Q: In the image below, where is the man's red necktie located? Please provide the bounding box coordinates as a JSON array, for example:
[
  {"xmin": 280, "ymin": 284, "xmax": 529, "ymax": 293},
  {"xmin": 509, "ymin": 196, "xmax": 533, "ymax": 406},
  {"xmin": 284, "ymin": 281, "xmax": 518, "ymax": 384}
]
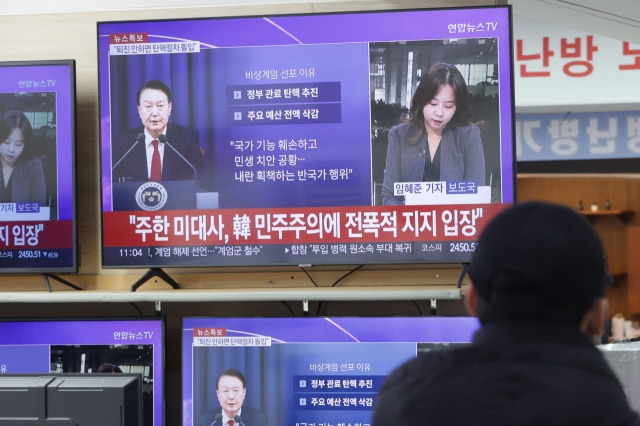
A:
[{"xmin": 150, "ymin": 139, "xmax": 162, "ymax": 181}]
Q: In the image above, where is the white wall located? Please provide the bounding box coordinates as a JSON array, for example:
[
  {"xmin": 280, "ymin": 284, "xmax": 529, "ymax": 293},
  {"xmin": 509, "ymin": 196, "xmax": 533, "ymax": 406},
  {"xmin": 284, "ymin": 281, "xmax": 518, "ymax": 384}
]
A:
[{"xmin": 1, "ymin": 0, "xmax": 388, "ymax": 14}]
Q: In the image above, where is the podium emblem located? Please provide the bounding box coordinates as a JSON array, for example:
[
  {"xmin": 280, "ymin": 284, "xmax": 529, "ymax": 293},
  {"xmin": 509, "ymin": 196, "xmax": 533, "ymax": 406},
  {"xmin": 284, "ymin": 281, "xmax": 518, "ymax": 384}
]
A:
[{"xmin": 135, "ymin": 182, "xmax": 168, "ymax": 211}]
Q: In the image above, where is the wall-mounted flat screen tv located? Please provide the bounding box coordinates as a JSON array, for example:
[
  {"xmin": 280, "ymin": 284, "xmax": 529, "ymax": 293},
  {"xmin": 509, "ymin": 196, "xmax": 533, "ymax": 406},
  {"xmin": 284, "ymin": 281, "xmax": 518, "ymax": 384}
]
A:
[
  {"xmin": 0, "ymin": 318, "xmax": 164, "ymax": 426},
  {"xmin": 182, "ymin": 316, "xmax": 479, "ymax": 426},
  {"xmin": 98, "ymin": 6, "xmax": 515, "ymax": 268},
  {"xmin": 0, "ymin": 60, "xmax": 77, "ymax": 272}
]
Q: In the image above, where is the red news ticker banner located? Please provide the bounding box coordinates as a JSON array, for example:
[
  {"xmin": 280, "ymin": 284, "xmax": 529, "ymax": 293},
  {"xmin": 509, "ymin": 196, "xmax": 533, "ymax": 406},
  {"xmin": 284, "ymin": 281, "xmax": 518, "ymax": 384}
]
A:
[
  {"xmin": 193, "ymin": 328, "xmax": 227, "ymax": 337},
  {"xmin": 109, "ymin": 33, "xmax": 148, "ymax": 44},
  {"xmin": 103, "ymin": 204, "xmax": 508, "ymax": 248},
  {"xmin": 0, "ymin": 220, "xmax": 73, "ymax": 249}
]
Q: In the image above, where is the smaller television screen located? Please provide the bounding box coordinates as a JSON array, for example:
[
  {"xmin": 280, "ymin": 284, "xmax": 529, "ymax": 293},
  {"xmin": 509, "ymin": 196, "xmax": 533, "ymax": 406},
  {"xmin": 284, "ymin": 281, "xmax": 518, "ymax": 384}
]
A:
[
  {"xmin": 0, "ymin": 318, "xmax": 164, "ymax": 426},
  {"xmin": 0, "ymin": 373, "xmax": 142, "ymax": 426},
  {"xmin": 182, "ymin": 317, "xmax": 479, "ymax": 426},
  {"xmin": 0, "ymin": 60, "xmax": 77, "ymax": 273}
]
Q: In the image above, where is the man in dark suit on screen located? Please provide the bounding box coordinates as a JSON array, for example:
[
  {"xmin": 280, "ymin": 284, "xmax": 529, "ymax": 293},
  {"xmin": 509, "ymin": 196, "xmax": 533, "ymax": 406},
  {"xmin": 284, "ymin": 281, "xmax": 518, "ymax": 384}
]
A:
[
  {"xmin": 112, "ymin": 79, "xmax": 208, "ymax": 187},
  {"xmin": 199, "ymin": 368, "xmax": 269, "ymax": 426}
]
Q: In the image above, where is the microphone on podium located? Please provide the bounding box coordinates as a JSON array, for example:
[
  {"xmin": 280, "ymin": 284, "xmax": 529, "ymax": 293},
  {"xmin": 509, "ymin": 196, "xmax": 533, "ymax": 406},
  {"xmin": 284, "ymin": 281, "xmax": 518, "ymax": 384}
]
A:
[
  {"xmin": 158, "ymin": 134, "xmax": 198, "ymax": 180},
  {"xmin": 112, "ymin": 133, "xmax": 145, "ymax": 171},
  {"xmin": 234, "ymin": 415, "xmax": 246, "ymax": 426},
  {"xmin": 209, "ymin": 413, "xmax": 223, "ymax": 426}
]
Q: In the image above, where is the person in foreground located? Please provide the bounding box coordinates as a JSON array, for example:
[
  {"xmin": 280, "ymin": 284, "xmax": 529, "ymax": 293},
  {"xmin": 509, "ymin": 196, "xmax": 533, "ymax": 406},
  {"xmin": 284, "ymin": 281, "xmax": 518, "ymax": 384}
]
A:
[
  {"xmin": 373, "ymin": 201, "xmax": 640, "ymax": 426},
  {"xmin": 0, "ymin": 111, "xmax": 46, "ymax": 205},
  {"xmin": 199, "ymin": 368, "xmax": 269, "ymax": 426},
  {"xmin": 381, "ymin": 63, "xmax": 485, "ymax": 205}
]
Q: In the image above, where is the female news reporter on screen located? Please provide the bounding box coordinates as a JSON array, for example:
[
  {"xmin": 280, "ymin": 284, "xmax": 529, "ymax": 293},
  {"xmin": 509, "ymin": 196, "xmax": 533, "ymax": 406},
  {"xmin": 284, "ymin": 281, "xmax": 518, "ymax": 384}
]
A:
[
  {"xmin": 381, "ymin": 63, "xmax": 485, "ymax": 206},
  {"xmin": 0, "ymin": 111, "xmax": 46, "ymax": 205}
]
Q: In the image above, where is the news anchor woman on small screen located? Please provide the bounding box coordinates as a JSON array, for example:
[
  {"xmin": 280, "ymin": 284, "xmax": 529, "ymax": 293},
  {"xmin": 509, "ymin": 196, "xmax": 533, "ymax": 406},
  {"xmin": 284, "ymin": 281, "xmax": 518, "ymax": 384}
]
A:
[
  {"xmin": 381, "ymin": 63, "xmax": 485, "ymax": 206},
  {"xmin": 112, "ymin": 79, "xmax": 208, "ymax": 188},
  {"xmin": 0, "ymin": 111, "xmax": 46, "ymax": 205}
]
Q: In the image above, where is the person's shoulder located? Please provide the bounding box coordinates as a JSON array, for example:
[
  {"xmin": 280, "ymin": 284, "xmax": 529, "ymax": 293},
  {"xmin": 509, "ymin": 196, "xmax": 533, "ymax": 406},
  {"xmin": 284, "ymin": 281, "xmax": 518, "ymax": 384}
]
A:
[
  {"xmin": 198, "ymin": 408, "xmax": 221, "ymax": 426},
  {"xmin": 242, "ymin": 406, "xmax": 268, "ymax": 425},
  {"xmin": 20, "ymin": 158, "xmax": 43, "ymax": 173},
  {"xmin": 446, "ymin": 125, "xmax": 481, "ymax": 149},
  {"xmin": 452, "ymin": 124, "xmax": 480, "ymax": 139},
  {"xmin": 244, "ymin": 405, "xmax": 267, "ymax": 418},
  {"xmin": 168, "ymin": 123, "xmax": 197, "ymax": 136},
  {"xmin": 381, "ymin": 349, "xmax": 460, "ymax": 392},
  {"xmin": 168, "ymin": 123, "xmax": 188, "ymax": 132},
  {"xmin": 167, "ymin": 124, "xmax": 199, "ymax": 146},
  {"xmin": 117, "ymin": 127, "xmax": 145, "ymax": 143},
  {"xmin": 374, "ymin": 349, "xmax": 464, "ymax": 423},
  {"xmin": 389, "ymin": 121, "xmax": 416, "ymax": 138},
  {"xmin": 389, "ymin": 122, "xmax": 421, "ymax": 146}
]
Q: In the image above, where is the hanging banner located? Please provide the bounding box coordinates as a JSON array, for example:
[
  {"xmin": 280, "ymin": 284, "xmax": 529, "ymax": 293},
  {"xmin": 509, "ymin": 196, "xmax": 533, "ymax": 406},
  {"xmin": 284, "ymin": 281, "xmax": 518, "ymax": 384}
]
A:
[
  {"xmin": 516, "ymin": 111, "xmax": 640, "ymax": 161},
  {"xmin": 514, "ymin": 16, "xmax": 640, "ymax": 108}
]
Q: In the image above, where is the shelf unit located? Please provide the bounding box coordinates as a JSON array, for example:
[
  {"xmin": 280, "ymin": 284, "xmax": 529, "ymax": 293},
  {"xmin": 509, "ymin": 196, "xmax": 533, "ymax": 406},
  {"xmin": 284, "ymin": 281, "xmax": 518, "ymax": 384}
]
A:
[
  {"xmin": 518, "ymin": 174, "xmax": 640, "ymax": 318},
  {"xmin": 579, "ymin": 210, "xmax": 635, "ymax": 224},
  {"xmin": 0, "ymin": 286, "xmax": 461, "ymax": 303}
]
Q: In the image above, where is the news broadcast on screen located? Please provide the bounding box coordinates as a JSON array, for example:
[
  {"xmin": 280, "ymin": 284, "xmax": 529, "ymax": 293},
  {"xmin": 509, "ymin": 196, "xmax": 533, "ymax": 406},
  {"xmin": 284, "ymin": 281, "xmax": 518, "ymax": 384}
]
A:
[
  {"xmin": 0, "ymin": 318, "xmax": 164, "ymax": 426},
  {"xmin": 0, "ymin": 61, "xmax": 76, "ymax": 273},
  {"xmin": 183, "ymin": 317, "xmax": 479, "ymax": 426},
  {"xmin": 97, "ymin": 6, "xmax": 515, "ymax": 268}
]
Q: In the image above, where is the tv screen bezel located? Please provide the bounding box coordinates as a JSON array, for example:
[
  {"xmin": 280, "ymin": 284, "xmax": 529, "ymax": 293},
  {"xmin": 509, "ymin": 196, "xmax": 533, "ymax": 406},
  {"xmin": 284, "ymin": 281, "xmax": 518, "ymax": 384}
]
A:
[
  {"xmin": 97, "ymin": 5, "xmax": 517, "ymax": 269},
  {"xmin": 181, "ymin": 315, "xmax": 480, "ymax": 426},
  {"xmin": 0, "ymin": 316, "xmax": 165, "ymax": 426},
  {"xmin": 0, "ymin": 59, "xmax": 78, "ymax": 274}
]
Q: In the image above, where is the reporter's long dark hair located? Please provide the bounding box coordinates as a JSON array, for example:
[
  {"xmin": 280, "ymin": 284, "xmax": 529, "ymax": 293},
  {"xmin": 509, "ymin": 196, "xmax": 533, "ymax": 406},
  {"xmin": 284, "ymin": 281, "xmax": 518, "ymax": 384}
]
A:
[
  {"xmin": 409, "ymin": 63, "xmax": 473, "ymax": 143},
  {"xmin": 0, "ymin": 110, "xmax": 36, "ymax": 163}
]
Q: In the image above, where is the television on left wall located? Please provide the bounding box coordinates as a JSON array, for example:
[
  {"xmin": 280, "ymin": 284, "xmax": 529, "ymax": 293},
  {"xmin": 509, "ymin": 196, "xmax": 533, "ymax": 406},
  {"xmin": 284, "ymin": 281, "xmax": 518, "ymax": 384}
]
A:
[
  {"xmin": 0, "ymin": 60, "xmax": 77, "ymax": 273},
  {"xmin": 0, "ymin": 318, "xmax": 164, "ymax": 426}
]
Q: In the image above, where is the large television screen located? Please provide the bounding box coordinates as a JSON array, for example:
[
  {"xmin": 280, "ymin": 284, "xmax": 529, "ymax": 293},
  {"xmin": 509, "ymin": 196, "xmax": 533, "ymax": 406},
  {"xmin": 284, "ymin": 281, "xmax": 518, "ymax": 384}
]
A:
[
  {"xmin": 98, "ymin": 6, "xmax": 515, "ymax": 268},
  {"xmin": 0, "ymin": 60, "xmax": 76, "ymax": 272},
  {"xmin": 0, "ymin": 318, "xmax": 164, "ymax": 426},
  {"xmin": 182, "ymin": 317, "xmax": 479, "ymax": 426}
]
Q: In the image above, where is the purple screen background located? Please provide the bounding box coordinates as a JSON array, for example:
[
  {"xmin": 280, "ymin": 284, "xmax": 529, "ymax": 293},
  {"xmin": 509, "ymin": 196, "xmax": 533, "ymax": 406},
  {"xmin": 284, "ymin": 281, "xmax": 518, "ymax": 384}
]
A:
[
  {"xmin": 0, "ymin": 319, "xmax": 164, "ymax": 426},
  {"xmin": 212, "ymin": 43, "xmax": 371, "ymax": 208},
  {"xmin": 98, "ymin": 7, "xmax": 514, "ymax": 211}
]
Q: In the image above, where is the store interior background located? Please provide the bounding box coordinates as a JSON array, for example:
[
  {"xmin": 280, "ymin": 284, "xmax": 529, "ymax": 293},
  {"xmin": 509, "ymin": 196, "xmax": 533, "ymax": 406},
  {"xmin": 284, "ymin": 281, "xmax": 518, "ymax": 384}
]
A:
[{"xmin": 1, "ymin": 0, "xmax": 639, "ymax": 424}]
